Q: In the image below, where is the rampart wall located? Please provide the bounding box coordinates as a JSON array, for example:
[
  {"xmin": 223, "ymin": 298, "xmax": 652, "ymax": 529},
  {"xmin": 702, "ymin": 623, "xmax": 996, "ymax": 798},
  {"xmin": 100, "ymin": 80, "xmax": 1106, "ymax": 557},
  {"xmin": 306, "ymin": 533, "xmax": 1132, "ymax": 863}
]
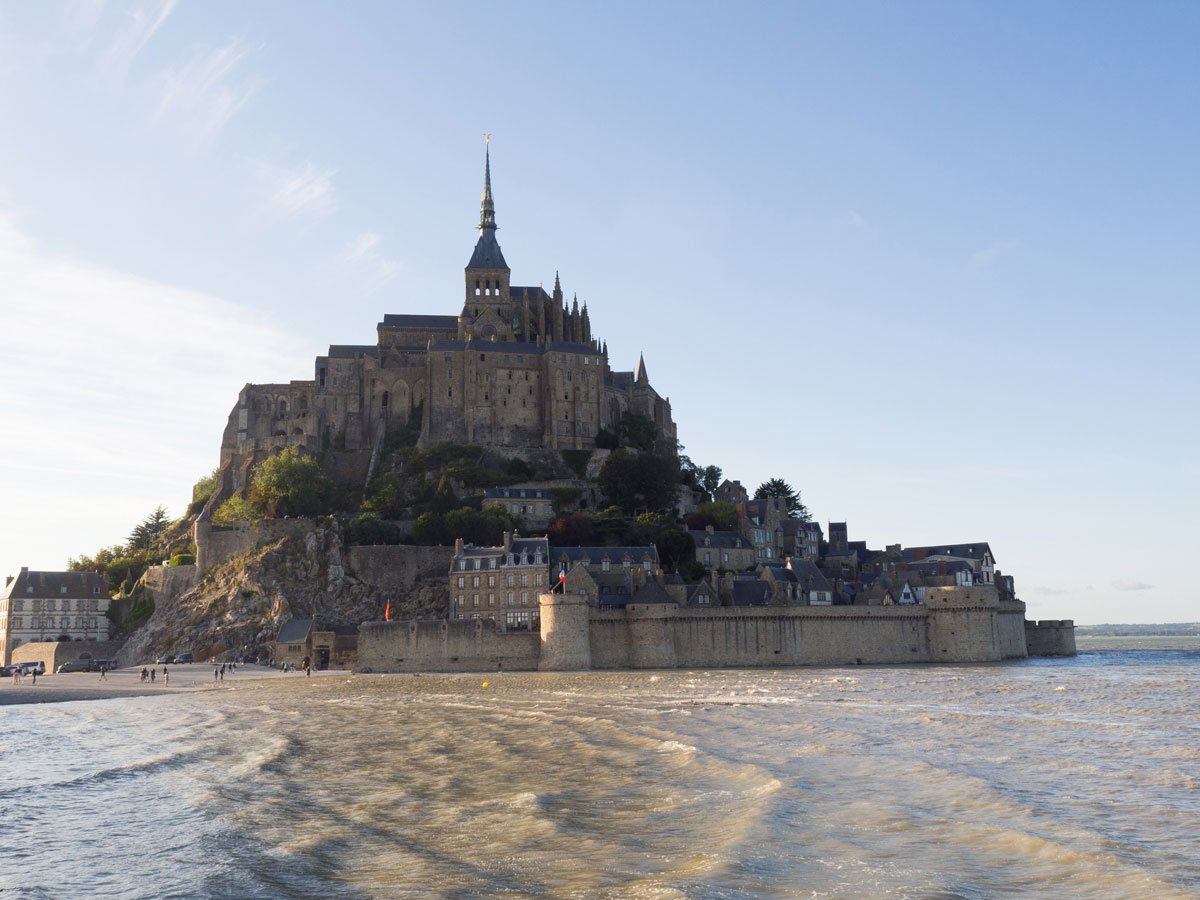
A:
[
  {"xmin": 359, "ymin": 587, "xmax": 1048, "ymax": 673},
  {"xmin": 358, "ymin": 619, "xmax": 540, "ymax": 672},
  {"xmin": 1025, "ymin": 619, "xmax": 1077, "ymax": 656},
  {"xmin": 12, "ymin": 640, "xmax": 125, "ymax": 673}
]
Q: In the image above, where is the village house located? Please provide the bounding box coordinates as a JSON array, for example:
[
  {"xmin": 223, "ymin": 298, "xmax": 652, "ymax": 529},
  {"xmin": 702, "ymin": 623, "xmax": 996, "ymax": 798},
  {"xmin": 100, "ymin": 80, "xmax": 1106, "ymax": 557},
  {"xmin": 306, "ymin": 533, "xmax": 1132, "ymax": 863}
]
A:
[
  {"xmin": 449, "ymin": 533, "xmax": 550, "ymax": 631},
  {"xmin": 689, "ymin": 526, "xmax": 756, "ymax": 571},
  {"xmin": 273, "ymin": 618, "xmax": 358, "ymax": 670},
  {"xmin": 0, "ymin": 568, "xmax": 109, "ymax": 665}
]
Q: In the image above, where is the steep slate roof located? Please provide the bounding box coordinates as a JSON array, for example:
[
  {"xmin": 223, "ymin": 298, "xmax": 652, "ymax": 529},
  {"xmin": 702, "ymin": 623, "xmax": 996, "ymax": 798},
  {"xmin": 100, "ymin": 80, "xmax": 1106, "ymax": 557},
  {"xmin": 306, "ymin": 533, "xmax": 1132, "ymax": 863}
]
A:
[
  {"xmin": 730, "ymin": 578, "xmax": 771, "ymax": 606},
  {"xmin": 689, "ymin": 530, "xmax": 749, "ymax": 549},
  {"xmin": 327, "ymin": 345, "xmax": 379, "ymax": 359},
  {"xmin": 608, "ymin": 371, "xmax": 635, "ymax": 390},
  {"xmin": 631, "ymin": 579, "xmax": 674, "ymax": 605},
  {"xmin": 276, "ymin": 618, "xmax": 313, "ymax": 644},
  {"xmin": 787, "ymin": 559, "xmax": 832, "ymax": 592},
  {"xmin": 378, "ymin": 314, "xmax": 459, "ymax": 330},
  {"xmin": 551, "ymin": 546, "xmax": 660, "ymax": 570},
  {"xmin": 455, "ymin": 537, "xmax": 550, "ymax": 565},
  {"xmin": 428, "ymin": 339, "xmax": 542, "ymax": 354},
  {"xmin": 1, "ymin": 569, "xmax": 106, "ymax": 600},
  {"xmin": 547, "ymin": 342, "xmax": 601, "ymax": 355},
  {"xmin": 467, "ymin": 230, "xmax": 508, "ymax": 270},
  {"xmin": 902, "ymin": 543, "xmax": 994, "ymax": 563},
  {"xmin": 508, "ymin": 285, "xmax": 550, "ymax": 302}
]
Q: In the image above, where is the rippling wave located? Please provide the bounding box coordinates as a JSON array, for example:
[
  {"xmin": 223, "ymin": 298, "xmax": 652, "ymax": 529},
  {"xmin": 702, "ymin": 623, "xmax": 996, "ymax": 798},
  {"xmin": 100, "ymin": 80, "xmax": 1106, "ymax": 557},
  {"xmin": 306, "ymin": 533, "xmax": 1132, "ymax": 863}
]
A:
[{"xmin": 1, "ymin": 651, "xmax": 1198, "ymax": 899}]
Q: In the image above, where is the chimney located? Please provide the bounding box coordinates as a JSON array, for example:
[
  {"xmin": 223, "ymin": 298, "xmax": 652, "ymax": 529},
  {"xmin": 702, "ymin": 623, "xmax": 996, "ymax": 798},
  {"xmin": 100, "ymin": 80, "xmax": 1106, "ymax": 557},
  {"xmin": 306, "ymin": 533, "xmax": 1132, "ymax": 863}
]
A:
[
  {"xmin": 454, "ymin": 538, "xmax": 464, "ymax": 556},
  {"xmin": 502, "ymin": 531, "xmax": 513, "ymax": 552},
  {"xmin": 706, "ymin": 524, "xmax": 714, "ymax": 534}
]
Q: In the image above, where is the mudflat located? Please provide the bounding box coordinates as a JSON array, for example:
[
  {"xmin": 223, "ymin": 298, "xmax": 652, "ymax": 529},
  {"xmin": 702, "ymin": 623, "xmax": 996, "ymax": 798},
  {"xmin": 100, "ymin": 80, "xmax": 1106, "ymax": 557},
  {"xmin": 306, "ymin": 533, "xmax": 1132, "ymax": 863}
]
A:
[{"xmin": 0, "ymin": 663, "xmax": 336, "ymax": 705}]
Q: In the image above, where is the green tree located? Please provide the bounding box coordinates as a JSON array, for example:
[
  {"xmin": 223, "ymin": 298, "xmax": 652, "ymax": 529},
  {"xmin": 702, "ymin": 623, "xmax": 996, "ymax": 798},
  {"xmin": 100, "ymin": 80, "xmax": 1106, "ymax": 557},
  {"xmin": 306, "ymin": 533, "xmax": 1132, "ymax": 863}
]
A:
[
  {"xmin": 212, "ymin": 496, "xmax": 260, "ymax": 526},
  {"xmin": 701, "ymin": 465, "xmax": 723, "ymax": 497},
  {"xmin": 250, "ymin": 446, "xmax": 333, "ymax": 517},
  {"xmin": 695, "ymin": 500, "xmax": 737, "ymax": 531},
  {"xmin": 546, "ymin": 512, "xmax": 595, "ymax": 546},
  {"xmin": 619, "ymin": 411, "xmax": 658, "ymax": 451},
  {"xmin": 654, "ymin": 528, "xmax": 696, "ymax": 571},
  {"xmin": 598, "ymin": 450, "xmax": 679, "ymax": 514},
  {"xmin": 127, "ymin": 506, "xmax": 171, "ymax": 551},
  {"xmin": 754, "ymin": 478, "xmax": 810, "ymax": 521}
]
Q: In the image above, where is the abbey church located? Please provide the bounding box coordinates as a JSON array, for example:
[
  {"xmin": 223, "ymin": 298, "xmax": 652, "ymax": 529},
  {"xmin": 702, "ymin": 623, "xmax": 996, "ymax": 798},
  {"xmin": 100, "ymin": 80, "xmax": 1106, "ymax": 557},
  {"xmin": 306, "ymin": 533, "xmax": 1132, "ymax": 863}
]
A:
[{"xmin": 219, "ymin": 149, "xmax": 676, "ymax": 490}]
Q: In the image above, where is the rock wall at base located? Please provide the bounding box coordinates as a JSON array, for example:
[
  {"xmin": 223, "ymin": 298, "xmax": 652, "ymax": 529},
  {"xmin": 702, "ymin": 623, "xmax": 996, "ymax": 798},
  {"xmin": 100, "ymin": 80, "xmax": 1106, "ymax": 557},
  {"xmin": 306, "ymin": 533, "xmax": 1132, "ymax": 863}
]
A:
[
  {"xmin": 1025, "ymin": 619, "xmax": 1077, "ymax": 656},
  {"xmin": 345, "ymin": 545, "xmax": 454, "ymax": 593}
]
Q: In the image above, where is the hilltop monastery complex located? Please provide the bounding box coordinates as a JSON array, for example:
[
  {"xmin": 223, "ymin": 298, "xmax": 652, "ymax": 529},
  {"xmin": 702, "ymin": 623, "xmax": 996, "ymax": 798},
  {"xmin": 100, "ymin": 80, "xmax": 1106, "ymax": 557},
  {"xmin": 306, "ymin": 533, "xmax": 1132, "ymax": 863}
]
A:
[{"xmin": 218, "ymin": 147, "xmax": 675, "ymax": 497}]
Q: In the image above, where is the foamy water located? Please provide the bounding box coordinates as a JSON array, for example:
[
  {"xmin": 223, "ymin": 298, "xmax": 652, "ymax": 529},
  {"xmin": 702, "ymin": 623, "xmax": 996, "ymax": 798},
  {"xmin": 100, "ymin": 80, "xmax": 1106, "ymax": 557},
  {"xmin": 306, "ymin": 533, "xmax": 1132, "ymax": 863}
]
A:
[{"xmin": 2, "ymin": 650, "xmax": 1198, "ymax": 899}]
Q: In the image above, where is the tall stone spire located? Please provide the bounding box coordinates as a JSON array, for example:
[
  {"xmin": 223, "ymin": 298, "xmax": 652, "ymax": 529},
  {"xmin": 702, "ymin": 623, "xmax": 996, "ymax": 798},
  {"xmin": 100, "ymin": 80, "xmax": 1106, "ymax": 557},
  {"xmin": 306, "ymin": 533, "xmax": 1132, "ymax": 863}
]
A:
[
  {"xmin": 636, "ymin": 352, "xmax": 648, "ymax": 384},
  {"xmin": 466, "ymin": 137, "xmax": 508, "ymax": 274},
  {"xmin": 480, "ymin": 137, "xmax": 497, "ymax": 232}
]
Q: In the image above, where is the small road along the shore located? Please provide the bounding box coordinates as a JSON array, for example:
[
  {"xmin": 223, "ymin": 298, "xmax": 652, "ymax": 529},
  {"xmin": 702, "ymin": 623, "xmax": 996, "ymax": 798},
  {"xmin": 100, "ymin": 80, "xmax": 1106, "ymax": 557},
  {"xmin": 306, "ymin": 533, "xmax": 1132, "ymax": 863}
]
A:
[{"xmin": 0, "ymin": 663, "xmax": 338, "ymax": 706}]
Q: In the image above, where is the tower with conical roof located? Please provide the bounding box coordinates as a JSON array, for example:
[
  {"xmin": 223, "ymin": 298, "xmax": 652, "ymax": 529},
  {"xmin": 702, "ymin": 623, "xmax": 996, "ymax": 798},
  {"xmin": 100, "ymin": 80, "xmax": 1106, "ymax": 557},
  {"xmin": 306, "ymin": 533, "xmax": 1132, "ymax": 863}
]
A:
[{"xmin": 463, "ymin": 139, "xmax": 511, "ymax": 337}]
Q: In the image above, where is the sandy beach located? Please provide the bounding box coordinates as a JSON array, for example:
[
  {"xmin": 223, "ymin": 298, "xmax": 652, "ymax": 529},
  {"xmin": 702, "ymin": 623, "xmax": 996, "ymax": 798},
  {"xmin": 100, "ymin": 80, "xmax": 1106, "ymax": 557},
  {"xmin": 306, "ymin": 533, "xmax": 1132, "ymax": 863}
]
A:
[{"xmin": 0, "ymin": 663, "xmax": 339, "ymax": 705}]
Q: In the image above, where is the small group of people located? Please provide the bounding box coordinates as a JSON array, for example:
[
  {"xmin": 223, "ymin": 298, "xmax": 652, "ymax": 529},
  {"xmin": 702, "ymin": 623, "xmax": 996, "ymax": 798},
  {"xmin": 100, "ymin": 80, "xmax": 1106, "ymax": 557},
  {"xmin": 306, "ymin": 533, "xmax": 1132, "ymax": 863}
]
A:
[
  {"xmin": 213, "ymin": 662, "xmax": 233, "ymax": 681},
  {"xmin": 137, "ymin": 666, "xmax": 170, "ymax": 685},
  {"xmin": 10, "ymin": 667, "xmax": 32, "ymax": 685}
]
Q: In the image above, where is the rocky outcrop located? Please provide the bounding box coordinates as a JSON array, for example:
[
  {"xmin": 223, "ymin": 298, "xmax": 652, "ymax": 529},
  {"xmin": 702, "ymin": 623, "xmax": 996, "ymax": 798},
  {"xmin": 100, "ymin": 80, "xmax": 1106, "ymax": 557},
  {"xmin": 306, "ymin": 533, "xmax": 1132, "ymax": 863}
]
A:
[{"xmin": 118, "ymin": 522, "xmax": 451, "ymax": 665}]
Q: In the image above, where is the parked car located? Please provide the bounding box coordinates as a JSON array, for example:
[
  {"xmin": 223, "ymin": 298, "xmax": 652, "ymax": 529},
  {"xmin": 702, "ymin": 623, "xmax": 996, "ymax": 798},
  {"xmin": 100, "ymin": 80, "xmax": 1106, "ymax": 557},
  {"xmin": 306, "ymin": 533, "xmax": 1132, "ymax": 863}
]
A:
[
  {"xmin": 55, "ymin": 659, "xmax": 93, "ymax": 674},
  {"xmin": 93, "ymin": 659, "xmax": 117, "ymax": 671},
  {"xmin": 0, "ymin": 664, "xmax": 17, "ymax": 677},
  {"xmin": 19, "ymin": 661, "xmax": 45, "ymax": 675},
  {"xmin": 155, "ymin": 654, "xmax": 175, "ymax": 665},
  {"xmin": 175, "ymin": 653, "xmax": 194, "ymax": 664}
]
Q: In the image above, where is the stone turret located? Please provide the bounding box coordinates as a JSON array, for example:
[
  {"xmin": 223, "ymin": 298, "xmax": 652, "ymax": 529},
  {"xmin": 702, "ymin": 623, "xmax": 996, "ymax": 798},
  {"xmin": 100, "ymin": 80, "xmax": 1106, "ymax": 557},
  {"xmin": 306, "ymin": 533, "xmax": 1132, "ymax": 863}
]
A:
[{"xmin": 539, "ymin": 589, "xmax": 591, "ymax": 670}]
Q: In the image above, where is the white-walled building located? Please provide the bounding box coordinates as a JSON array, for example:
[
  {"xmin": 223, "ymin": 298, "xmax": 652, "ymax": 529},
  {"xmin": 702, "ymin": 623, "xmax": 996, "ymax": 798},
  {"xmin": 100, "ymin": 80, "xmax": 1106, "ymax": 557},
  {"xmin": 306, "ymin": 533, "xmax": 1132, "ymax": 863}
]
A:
[{"xmin": 0, "ymin": 568, "xmax": 110, "ymax": 664}]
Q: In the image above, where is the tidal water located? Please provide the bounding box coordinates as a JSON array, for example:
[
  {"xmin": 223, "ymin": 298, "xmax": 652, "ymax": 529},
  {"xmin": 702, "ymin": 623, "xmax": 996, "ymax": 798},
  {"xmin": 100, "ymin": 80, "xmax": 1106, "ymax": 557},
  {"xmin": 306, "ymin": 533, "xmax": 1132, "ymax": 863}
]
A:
[{"xmin": 2, "ymin": 650, "xmax": 1198, "ymax": 899}]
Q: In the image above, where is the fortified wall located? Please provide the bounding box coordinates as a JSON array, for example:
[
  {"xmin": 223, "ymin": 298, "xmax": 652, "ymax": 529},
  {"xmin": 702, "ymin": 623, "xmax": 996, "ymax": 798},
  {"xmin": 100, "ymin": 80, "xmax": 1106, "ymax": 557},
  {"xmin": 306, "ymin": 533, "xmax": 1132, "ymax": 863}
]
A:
[
  {"xmin": 1025, "ymin": 619, "xmax": 1077, "ymax": 656},
  {"xmin": 12, "ymin": 640, "xmax": 125, "ymax": 674},
  {"xmin": 358, "ymin": 584, "xmax": 1074, "ymax": 672}
]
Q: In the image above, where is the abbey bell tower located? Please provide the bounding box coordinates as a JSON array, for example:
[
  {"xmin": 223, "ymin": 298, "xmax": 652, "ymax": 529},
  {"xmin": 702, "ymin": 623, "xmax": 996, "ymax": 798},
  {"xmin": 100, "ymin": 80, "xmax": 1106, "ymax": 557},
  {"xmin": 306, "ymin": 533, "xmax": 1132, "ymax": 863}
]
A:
[{"xmin": 461, "ymin": 139, "xmax": 512, "ymax": 339}]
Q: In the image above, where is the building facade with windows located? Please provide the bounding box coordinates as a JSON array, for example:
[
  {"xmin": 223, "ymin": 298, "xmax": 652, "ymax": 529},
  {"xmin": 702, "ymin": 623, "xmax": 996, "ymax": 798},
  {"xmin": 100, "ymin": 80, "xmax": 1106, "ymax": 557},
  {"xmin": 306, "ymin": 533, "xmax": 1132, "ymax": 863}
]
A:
[
  {"xmin": 212, "ymin": 147, "xmax": 675, "ymax": 508},
  {"xmin": 0, "ymin": 568, "xmax": 109, "ymax": 665},
  {"xmin": 449, "ymin": 534, "xmax": 550, "ymax": 631}
]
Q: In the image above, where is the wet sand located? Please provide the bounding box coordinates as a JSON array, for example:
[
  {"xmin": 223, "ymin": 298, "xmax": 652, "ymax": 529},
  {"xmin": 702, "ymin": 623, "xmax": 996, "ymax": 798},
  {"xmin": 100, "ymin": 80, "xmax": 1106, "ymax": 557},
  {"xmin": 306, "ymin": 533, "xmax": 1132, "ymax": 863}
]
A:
[{"xmin": 0, "ymin": 663, "xmax": 339, "ymax": 705}]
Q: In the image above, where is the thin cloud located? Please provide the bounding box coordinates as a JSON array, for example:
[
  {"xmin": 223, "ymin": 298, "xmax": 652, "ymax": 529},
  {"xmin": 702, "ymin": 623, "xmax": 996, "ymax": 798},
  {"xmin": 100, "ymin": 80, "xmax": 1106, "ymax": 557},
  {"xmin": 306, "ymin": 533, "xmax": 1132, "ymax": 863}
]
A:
[
  {"xmin": 839, "ymin": 210, "xmax": 865, "ymax": 228},
  {"xmin": 338, "ymin": 232, "xmax": 401, "ymax": 292},
  {"xmin": 970, "ymin": 238, "xmax": 1020, "ymax": 266},
  {"xmin": 251, "ymin": 159, "xmax": 338, "ymax": 219},
  {"xmin": 0, "ymin": 213, "xmax": 310, "ymax": 578},
  {"xmin": 1112, "ymin": 580, "xmax": 1154, "ymax": 592},
  {"xmin": 100, "ymin": 0, "xmax": 178, "ymax": 78},
  {"xmin": 156, "ymin": 35, "xmax": 260, "ymax": 148}
]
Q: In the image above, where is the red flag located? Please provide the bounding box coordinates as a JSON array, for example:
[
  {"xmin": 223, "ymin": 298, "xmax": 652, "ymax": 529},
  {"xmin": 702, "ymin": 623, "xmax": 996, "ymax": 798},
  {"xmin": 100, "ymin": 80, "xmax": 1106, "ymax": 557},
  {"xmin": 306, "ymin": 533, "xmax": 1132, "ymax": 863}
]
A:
[{"xmin": 385, "ymin": 598, "xmax": 391, "ymax": 622}]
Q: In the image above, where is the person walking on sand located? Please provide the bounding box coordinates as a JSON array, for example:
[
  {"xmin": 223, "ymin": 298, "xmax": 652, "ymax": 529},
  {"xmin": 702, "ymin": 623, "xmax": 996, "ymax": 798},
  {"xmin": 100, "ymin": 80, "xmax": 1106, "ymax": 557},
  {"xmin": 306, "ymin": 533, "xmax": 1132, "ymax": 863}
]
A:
[
  {"xmin": 150, "ymin": 668, "xmax": 155, "ymax": 683},
  {"xmin": 214, "ymin": 666, "xmax": 219, "ymax": 681},
  {"xmin": 30, "ymin": 668, "xmax": 36, "ymax": 685},
  {"xmin": 99, "ymin": 666, "xmax": 107, "ymax": 681},
  {"xmin": 164, "ymin": 667, "xmax": 169, "ymax": 686}
]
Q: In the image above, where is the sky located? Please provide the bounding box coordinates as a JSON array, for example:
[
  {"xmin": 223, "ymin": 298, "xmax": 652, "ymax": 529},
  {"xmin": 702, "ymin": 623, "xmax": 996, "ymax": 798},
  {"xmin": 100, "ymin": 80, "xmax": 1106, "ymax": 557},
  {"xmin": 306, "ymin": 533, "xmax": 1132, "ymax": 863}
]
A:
[{"xmin": 0, "ymin": 1, "xmax": 1196, "ymax": 625}]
